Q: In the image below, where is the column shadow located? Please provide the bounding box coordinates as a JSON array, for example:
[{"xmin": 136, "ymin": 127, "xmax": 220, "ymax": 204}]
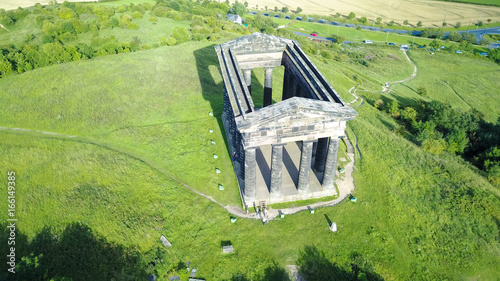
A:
[
  {"xmin": 283, "ymin": 145, "xmax": 299, "ymax": 187},
  {"xmin": 193, "ymin": 44, "xmax": 231, "ymax": 157},
  {"xmin": 324, "ymin": 214, "xmax": 332, "ymax": 226},
  {"xmin": 256, "ymin": 147, "xmax": 271, "ymax": 192}
]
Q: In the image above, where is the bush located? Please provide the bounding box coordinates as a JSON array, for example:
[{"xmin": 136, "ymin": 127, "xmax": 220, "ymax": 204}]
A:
[
  {"xmin": 166, "ymin": 36, "xmax": 176, "ymax": 46},
  {"xmin": 172, "ymin": 26, "xmax": 190, "ymax": 43},
  {"xmin": 417, "ymin": 86, "xmax": 428, "ymax": 97},
  {"xmin": 128, "ymin": 22, "xmax": 139, "ymax": 29},
  {"xmin": 374, "ymin": 99, "xmax": 384, "ymax": 110},
  {"xmin": 320, "ymin": 50, "xmax": 333, "ymax": 59},
  {"xmin": 149, "ymin": 15, "xmax": 157, "ymax": 23},
  {"xmin": 348, "ymin": 12, "xmax": 355, "ymax": 19},
  {"xmin": 153, "ymin": 6, "xmax": 169, "ymax": 17},
  {"xmin": 132, "ymin": 11, "xmax": 143, "ymax": 19}
]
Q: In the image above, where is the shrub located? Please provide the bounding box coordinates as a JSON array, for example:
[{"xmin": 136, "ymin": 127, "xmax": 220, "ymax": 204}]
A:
[
  {"xmin": 153, "ymin": 6, "xmax": 169, "ymax": 17},
  {"xmin": 132, "ymin": 11, "xmax": 143, "ymax": 19},
  {"xmin": 172, "ymin": 26, "xmax": 190, "ymax": 43},
  {"xmin": 128, "ymin": 22, "xmax": 139, "ymax": 29},
  {"xmin": 374, "ymin": 99, "xmax": 384, "ymax": 110},
  {"xmin": 417, "ymin": 86, "xmax": 428, "ymax": 97},
  {"xmin": 423, "ymin": 139, "xmax": 446, "ymax": 154},
  {"xmin": 166, "ymin": 36, "xmax": 177, "ymax": 46}
]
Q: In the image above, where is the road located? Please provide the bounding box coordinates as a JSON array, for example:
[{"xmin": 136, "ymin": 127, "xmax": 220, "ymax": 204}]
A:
[{"xmin": 252, "ymin": 12, "xmax": 500, "ymax": 46}]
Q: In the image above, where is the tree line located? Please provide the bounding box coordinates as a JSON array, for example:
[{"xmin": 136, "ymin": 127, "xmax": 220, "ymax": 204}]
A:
[{"xmin": 0, "ymin": 0, "xmax": 252, "ymax": 78}]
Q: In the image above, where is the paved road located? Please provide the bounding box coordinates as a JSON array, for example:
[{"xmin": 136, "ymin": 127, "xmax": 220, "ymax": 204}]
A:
[{"xmin": 252, "ymin": 12, "xmax": 500, "ymax": 46}]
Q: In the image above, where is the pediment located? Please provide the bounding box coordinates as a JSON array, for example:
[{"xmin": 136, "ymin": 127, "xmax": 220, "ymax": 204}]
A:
[
  {"xmin": 219, "ymin": 32, "xmax": 294, "ymax": 55},
  {"xmin": 237, "ymin": 97, "xmax": 357, "ymax": 132}
]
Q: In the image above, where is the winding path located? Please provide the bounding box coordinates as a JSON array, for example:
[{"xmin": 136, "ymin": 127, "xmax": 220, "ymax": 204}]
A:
[
  {"xmin": 382, "ymin": 50, "xmax": 418, "ymax": 93},
  {"xmin": 0, "ymin": 125, "xmax": 358, "ymax": 220}
]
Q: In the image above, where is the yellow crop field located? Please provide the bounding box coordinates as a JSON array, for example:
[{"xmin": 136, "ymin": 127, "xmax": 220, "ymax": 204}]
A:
[{"xmin": 242, "ymin": 0, "xmax": 500, "ymax": 27}]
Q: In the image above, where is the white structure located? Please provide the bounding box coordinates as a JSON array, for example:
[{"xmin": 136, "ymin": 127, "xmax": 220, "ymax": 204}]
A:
[
  {"xmin": 226, "ymin": 14, "xmax": 242, "ymax": 25},
  {"xmin": 330, "ymin": 222, "xmax": 337, "ymax": 232}
]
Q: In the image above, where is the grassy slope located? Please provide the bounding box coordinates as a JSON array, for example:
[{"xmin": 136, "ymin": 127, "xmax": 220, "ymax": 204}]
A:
[
  {"xmin": 0, "ymin": 9, "xmax": 499, "ymax": 279},
  {"xmin": 392, "ymin": 49, "xmax": 500, "ymax": 122}
]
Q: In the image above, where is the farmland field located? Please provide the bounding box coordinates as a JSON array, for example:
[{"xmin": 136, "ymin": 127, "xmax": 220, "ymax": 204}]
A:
[{"xmin": 239, "ymin": 0, "xmax": 500, "ymax": 27}]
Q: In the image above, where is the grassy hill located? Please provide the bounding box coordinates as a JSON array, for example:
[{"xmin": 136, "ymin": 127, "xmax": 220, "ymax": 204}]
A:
[{"xmin": 0, "ymin": 1, "xmax": 499, "ymax": 280}]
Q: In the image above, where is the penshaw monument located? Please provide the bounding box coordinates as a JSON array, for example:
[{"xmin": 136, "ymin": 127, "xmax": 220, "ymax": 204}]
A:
[{"xmin": 215, "ymin": 33, "xmax": 357, "ymax": 208}]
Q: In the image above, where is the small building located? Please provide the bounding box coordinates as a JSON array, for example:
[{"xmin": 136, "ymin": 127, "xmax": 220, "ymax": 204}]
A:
[{"xmin": 226, "ymin": 14, "xmax": 242, "ymax": 25}]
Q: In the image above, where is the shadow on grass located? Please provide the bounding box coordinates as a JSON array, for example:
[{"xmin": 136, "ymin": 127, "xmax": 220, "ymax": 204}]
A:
[
  {"xmin": 297, "ymin": 245, "xmax": 384, "ymax": 281},
  {"xmin": 193, "ymin": 43, "xmax": 268, "ymax": 157},
  {"xmin": 227, "ymin": 261, "xmax": 290, "ymax": 281},
  {"xmin": 193, "ymin": 44, "xmax": 230, "ymax": 157},
  {"xmin": 0, "ymin": 222, "xmax": 146, "ymax": 281}
]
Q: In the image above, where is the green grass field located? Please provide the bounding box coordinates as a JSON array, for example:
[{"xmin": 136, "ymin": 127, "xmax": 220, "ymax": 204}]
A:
[
  {"xmin": 0, "ymin": 1, "xmax": 499, "ymax": 280},
  {"xmin": 435, "ymin": 0, "xmax": 500, "ymax": 7}
]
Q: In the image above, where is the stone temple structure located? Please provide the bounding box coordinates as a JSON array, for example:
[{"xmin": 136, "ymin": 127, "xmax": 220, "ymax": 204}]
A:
[{"xmin": 215, "ymin": 33, "xmax": 357, "ymax": 207}]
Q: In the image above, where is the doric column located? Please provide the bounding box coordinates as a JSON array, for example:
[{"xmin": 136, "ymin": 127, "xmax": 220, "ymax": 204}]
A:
[
  {"xmin": 270, "ymin": 144, "xmax": 284, "ymax": 196},
  {"xmin": 264, "ymin": 67, "xmax": 273, "ymax": 107},
  {"xmin": 244, "ymin": 148, "xmax": 257, "ymax": 200},
  {"xmin": 298, "ymin": 141, "xmax": 314, "ymax": 193},
  {"xmin": 314, "ymin": 138, "xmax": 328, "ymax": 172},
  {"xmin": 243, "ymin": 69, "xmax": 252, "ymax": 95},
  {"xmin": 322, "ymin": 138, "xmax": 340, "ymax": 189}
]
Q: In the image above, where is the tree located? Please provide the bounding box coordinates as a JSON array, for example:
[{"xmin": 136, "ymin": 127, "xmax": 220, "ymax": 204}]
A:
[
  {"xmin": 402, "ymin": 107, "xmax": 418, "ymax": 122},
  {"xmin": 459, "ymin": 40, "xmax": 473, "ymax": 52},
  {"xmin": 448, "ymin": 31, "xmax": 461, "ymax": 42},
  {"xmin": 282, "ymin": 6, "xmax": 289, "ymax": 13},
  {"xmin": 403, "ymin": 19, "xmax": 409, "ymax": 25},
  {"xmin": 0, "ymin": 58, "xmax": 13, "ymax": 77},
  {"xmin": 480, "ymin": 38, "xmax": 491, "ymax": 46},
  {"xmin": 296, "ymin": 7, "xmax": 302, "ymax": 14},
  {"xmin": 455, "ymin": 22, "xmax": 461, "ymax": 28},
  {"xmin": 462, "ymin": 32, "xmax": 476, "ymax": 44},
  {"xmin": 376, "ymin": 17, "xmax": 382, "ymax": 25},
  {"xmin": 388, "ymin": 100, "xmax": 400, "ymax": 118},
  {"xmin": 388, "ymin": 20, "xmax": 395, "ymax": 26},
  {"xmin": 487, "ymin": 18, "xmax": 492, "ymax": 23},
  {"xmin": 430, "ymin": 39, "xmax": 440, "ymax": 50},
  {"xmin": 359, "ymin": 17, "xmax": 367, "ymax": 24},
  {"xmin": 477, "ymin": 20, "xmax": 483, "ymax": 27},
  {"xmin": 348, "ymin": 12, "xmax": 355, "ymax": 19},
  {"xmin": 244, "ymin": 1, "xmax": 248, "ymax": 8},
  {"xmin": 274, "ymin": 6, "xmax": 278, "ymax": 12},
  {"xmin": 417, "ymin": 21, "xmax": 422, "ymax": 27},
  {"xmin": 302, "ymin": 15, "xmax": 308, "ymax": 22},
  {"xmin": 232, "ymin": 1, "xmax": 246, "ymax": 16},
  {"xmin": 374, "ymin": 99, "xmax": 384, "ymax": 110}
]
